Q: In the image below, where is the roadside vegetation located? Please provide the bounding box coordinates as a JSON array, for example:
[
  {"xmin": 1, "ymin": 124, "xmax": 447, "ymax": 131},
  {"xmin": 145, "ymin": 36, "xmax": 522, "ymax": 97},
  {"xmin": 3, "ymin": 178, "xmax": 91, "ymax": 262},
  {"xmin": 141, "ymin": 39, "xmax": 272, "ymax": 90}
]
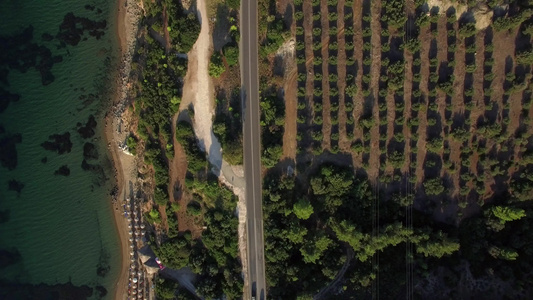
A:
[
  {"xmin": 209, "ymin": 1, "xmax": 244, "ymax": 165},
  {"xmin": 127, "ymin": 0, "xmax": 242, "ymax": 299},
  {"xmin": 261, "ymin": 0, "xmax": 533, "ymax": 298}
]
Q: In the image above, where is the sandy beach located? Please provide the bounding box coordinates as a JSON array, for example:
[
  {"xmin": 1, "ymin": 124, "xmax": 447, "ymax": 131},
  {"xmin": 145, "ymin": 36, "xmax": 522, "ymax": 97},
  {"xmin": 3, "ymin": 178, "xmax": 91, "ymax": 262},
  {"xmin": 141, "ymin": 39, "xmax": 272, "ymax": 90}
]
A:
[{"xmin": 104, "ymin": 0, "xmax": 141, "ymax": 299}]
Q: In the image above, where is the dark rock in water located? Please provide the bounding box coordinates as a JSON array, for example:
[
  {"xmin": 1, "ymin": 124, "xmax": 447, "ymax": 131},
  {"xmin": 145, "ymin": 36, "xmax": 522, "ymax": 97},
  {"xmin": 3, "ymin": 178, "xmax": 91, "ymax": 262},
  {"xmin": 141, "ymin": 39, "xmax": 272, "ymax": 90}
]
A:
[
  {"xmin": 96, "ymin": 248, "xmax": 110, "ymax": 278},
  {"xmin": 0, "ymin": 248, "xmax": 21, "ymax": 269},
  {"xmin": 0, "ymin": 280, "xmax": 94, "ymax": 300},
  {"xmin": 0, "ymin": 87, "xmax": 21, "ymax": 114},
  {"xmin": 77, "ymin": 115, "xmax": 97, "ymax": 139},
  {"xmin": 0, "ymin": 210, "xmax": 10, "ymax": 224},
  {"xmin": 109, "ymin": 185, "xmax": 118, "ymax": 198},
  {"xmin": 0, "ymin": 68, "xmax": 8, "ymax": 86},
  {"xmin": 0, "ymin": 133, "xmax": 22, "ymax": 170},
  {"xmin": 78, "ymin": 93, "xmax": 99, "ymax": 110},
  {"xmin": 0, "ymin": 26, "xmax": 59, "ymax": 87},
  {"xmin": 95, "ymin": 285, "xmax": 107, "ymax": 297},
  {"xmin": 56, "ymin": 12, "xmax": 107, "ymax": 47},
  {"xmin": 41, "ymin": 157, "xmax": 47, "ymax": 164},
  {"xmin": 40, "ymin": 70, "xmax": 55, "ymax": 86},
  {"xmin": 7, "ymin": 179, "xmax": 24, "ymax": 195},
  {"xmin": 84, "ymin": 4, "xmax": 95, "ymax": 11},
  {"xmin": 41, "ymin": 33, "xmax": 54, "ymax": 41},
  {"xmin": 81, "ymin": 159, "xmax": 100, "ymax": 171},
  {"xmin": 53, "ymin": 55, "xmax": 63, "ymax": 63},
  {"xmin": 41, "ymin": 132, "xmax": 72, "ymax": 154},
  {"xmin": 54, "ymin": 165, "xmax": 70, "ymax": 176},
  {"xmin": 96, "ymin": 263, "xmax": 110, "ymax": 277},
  {"xmin": 83, "ymin": 143, "xmax": 99, "ymax": 160}
]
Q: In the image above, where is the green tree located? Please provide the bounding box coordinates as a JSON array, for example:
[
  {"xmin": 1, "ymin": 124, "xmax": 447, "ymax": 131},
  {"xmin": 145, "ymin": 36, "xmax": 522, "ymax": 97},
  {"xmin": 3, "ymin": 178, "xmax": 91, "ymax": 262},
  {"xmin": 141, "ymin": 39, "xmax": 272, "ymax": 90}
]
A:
[
  {"xmin": 155, "ymin": 278, "xmax": 178, "ymax": 300},
  {"xmin": 491, "ymin": 206, "xmax": 526, "ymax": 224},
  {"xmin": 293, "ymin": 198, "xmax": 314, "ymax": 220},
  {"xmin": 224, "ymin": 46, "xmax": 239, "ymax": 67},
  {"xmin": 300, "ymin": 234, "xmax": 332, "ymax": 264},
  {"xmin": 416, "ymin": 232, "xmax": 460, "ymax": 258},
  {"xmin": 209, "ymin": 52, "xmax": 226, "ymax": 77},
  {"xmin": 226, "ymin": 0, "xmax": 240, "ymax": 10}
]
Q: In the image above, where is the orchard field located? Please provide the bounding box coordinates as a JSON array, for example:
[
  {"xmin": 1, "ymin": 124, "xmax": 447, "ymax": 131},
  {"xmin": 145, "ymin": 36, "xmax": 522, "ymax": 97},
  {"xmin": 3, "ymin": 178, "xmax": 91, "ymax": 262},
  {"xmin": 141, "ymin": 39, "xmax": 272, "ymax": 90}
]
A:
[{"xmin": 259, "ymin": 0, "xmax": 533, "ymax": 298}]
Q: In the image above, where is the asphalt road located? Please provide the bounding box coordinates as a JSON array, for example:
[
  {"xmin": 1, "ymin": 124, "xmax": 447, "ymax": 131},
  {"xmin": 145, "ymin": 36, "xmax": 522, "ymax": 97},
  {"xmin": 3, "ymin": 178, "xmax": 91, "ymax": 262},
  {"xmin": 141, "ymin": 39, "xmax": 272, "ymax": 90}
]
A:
[{"xmin": 241, "ymin": 0, "xmax": 266, "ymax": 299}]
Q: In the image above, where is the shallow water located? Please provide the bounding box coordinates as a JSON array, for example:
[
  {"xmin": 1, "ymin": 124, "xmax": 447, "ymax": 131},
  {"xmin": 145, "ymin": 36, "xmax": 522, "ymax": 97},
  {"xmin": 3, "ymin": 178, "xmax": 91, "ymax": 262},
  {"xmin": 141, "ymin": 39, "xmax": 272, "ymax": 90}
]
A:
[{"xmin": 0, "ymin": 0, "xmax": 120, "ymax": 298}]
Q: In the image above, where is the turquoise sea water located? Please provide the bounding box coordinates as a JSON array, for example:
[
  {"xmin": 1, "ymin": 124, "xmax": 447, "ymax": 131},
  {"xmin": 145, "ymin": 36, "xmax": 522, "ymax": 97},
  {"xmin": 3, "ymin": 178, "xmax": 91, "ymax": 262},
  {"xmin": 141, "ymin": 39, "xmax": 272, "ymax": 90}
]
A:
[{"xmin": 0, "ymin": 0, "xmax": 120, "ymax": 298}]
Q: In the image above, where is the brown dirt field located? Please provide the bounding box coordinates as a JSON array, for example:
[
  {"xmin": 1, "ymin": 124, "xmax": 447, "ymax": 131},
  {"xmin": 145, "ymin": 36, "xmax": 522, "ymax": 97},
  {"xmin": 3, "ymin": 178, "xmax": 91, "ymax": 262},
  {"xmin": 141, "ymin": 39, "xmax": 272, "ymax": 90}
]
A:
[
  {"xmin": 282, "ymin": 67, "xmax": 298, "ymax": 160},
  {"xmin": 402, "ymin": 49, "xmax": 414, "ymax": 175},
  {"xmin": 301, "ymin": 0, "xmax": 315, "ymax": 154},
  {"xmin": 162, "ymin": 5, "xmax": 172, "ymax": 52},
  {"xmin": 415, "ymin": 25, "xmax": 430, "ymax": 188},
  {"xmin": 169, "ymin": 112, "xmax": 203, "ymax": 238},
  {"xmin": 320, "ymin": 0, "xmax": 332, "ymax": 151},
  {"xmin": 367, "ymin": 0, "xmax": 382, "ymax": 182},
  {"xmin": 350, "ymin": 0, "xmax": 364, "ymax": 168},
  {"xmin": 336, "ymin": 0, "xmax": 349, "ymax": 151}
]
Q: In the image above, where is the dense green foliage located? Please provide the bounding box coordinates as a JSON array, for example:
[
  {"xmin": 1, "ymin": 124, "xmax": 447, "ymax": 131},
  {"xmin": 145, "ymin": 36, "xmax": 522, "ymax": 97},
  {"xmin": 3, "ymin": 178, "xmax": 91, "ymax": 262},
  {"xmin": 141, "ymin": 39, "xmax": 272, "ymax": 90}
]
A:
[
  {"xmin": 155, "ymin": 122, "xmax": 243, "ymax": 299},
  {"xmin": 165, "ymin": 0, "xmax": 201, "ymax": 53},
  {"xmin": 208, "ymin": 51, "xmax": 226, "ymax": 78},
  {"xmin": 260, "ymin": 85, "xmax": 285, "ymax": 168},
  {"xmin": 213, "ymin": 90, "xmax": 243, "ymax": 165},
  {"xmin": 260, "ymin": 16, "xmax": 290, "ymax": 57},
  {"xmin": 176, "ymin": 120, "xmax": 208, "ymax": 174},
  {"xmin": 382, "ymin": 0, "xmax": 407, "ymax": 29},
  {"xmin": 263, "ymin": 164, "xmax": 461, "ymax": 298}
]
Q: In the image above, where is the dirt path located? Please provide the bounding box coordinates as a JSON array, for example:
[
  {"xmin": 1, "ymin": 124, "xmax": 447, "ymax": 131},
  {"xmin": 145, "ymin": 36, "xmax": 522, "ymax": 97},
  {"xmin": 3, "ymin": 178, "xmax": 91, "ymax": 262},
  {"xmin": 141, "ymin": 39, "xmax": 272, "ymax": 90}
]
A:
[
  {"xmin": 367, "ymin": 0, "xmax": 382, "ymax": 182},
  {"xmin": 336, "ymin": 0, "xmax": 348, "ymax": 151},
  {"xmin": 320, "ymin": 0, "xmax": 332, "ymax": 151},
  {"xmin": 180, "ymin": 0, "xmax": 248, "ymax": 292},
  {"xmin": 415, "ymin": 25, "xmax": 430, "ymax": 188}
]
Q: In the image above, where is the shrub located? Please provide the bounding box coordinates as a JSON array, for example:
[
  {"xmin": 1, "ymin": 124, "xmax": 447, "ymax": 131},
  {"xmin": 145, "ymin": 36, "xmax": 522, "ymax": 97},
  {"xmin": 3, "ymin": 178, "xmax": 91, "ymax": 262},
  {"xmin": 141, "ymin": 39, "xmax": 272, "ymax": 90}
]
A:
[
  {"xmin": 208, "ymin": 52, "xmax": 225, "ymax": 77},
  {"xmin": 423, "ymin": 178, "xmax": 446, "ymax": 195},
  {"xmin": 224, "ymin": 46, "xmax": 239, "ymax": 67},
  {"xmin": 458, "ymin": 22, "xmax": 476, "ymax": 38},
  {"xmin": 426, "ymin": 137, "xmax": 443, "ymax": 153},
  {"xmin": 187, "ymin": 201, "xmax": 202, "ymax": 216},
  {"xmin": 346, "ymin": 85, "xmax": 358, "ymax": 97}
]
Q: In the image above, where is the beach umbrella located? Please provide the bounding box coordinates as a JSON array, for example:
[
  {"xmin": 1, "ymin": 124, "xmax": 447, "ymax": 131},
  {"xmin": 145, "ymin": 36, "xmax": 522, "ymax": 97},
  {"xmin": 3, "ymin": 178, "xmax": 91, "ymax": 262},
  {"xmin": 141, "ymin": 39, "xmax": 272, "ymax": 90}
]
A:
[
  {"xmin": 128, "ymin": 223, "xmax": 132, "ymax": 228},
  {"xmin": 132, "ymin": 290, "xmax": 137, "ymax": 295},
  {"xmin": 129, "ymin": 230, "xmax": 133, "ymax": 235},
  {"xmin": 133, "ymin": 277, "xmax": 138, "ymax": 283},
  {"xmin": 129, "ymin": 244, "xmax": 134, "ymax": 249},
  {"xmin": 129, "ymin": 237, "xmax": 133, "ymax": 242},
  {"xmin": 140, "ymin": 224, "xmax": 145, "ymax": 229},
  {"xmin": 141, "ymin": 230, "xmax": 146, "ymax": 235}
]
